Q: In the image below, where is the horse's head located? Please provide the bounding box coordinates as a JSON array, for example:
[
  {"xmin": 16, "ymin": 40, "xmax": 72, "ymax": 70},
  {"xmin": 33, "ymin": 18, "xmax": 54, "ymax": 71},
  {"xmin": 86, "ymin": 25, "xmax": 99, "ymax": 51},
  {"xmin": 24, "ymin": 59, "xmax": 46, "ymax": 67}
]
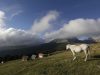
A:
[{"xmin": 66, "ymin": 44, "xmax": 70, "ymax": 50}]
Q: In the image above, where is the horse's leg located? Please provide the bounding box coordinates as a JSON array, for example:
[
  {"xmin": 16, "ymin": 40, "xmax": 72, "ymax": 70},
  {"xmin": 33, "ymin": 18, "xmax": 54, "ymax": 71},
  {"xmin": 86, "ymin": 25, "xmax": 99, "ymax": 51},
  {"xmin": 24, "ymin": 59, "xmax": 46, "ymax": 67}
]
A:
[
  {"xmin": 84, "ymin": 50, "xmax": 88, "ymax": 61},
  {"xmin": 87, "ymin": 49, "xmax": 91, "ymax": 60},
  {"xmin": 88, "ymin": 48, "xmax": 91, "ymax": 58},
  {"xmin": 71, "ymin": 51, "xmax": 76, "ymax": 61}
]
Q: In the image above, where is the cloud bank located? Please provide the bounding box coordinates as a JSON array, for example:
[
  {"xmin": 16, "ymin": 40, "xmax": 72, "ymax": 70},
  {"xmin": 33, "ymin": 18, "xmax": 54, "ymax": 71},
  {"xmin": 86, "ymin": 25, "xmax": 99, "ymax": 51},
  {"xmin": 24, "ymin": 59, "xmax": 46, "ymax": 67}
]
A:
[
  {"xmin": 31, "ymin": 11, "xmax": 59, "ymax": 34},
  {"xmin": 44, "ymin": 18, "xmax": 100, "ymax": 42},
  {"xmin": 0, "ymin": 28, "xmax": 44, "ymax": 46},
  {"xmin": 1, "ymin": 10, "xmax": 100, "ymax": 46},
  {"xmin": 0, "ymin": 10, "xmax": 58, "ymax": 46}
]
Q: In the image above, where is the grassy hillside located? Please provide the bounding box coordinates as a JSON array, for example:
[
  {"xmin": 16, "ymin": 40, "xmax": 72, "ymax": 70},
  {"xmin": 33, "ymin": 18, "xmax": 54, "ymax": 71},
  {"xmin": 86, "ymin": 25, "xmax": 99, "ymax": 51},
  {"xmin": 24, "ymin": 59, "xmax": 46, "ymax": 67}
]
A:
[{"xmin": 0, "ymin": 43, "xmax": 100, "ymax": 75}]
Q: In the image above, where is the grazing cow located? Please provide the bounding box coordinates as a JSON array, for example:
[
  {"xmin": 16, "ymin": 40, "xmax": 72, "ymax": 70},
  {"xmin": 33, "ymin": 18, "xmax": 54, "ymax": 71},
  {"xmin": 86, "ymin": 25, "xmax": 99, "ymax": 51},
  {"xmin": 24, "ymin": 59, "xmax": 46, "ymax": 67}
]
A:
[
  {"xmin": 1, "ymin": 61, "xmax": 4, "ymax": 64},
  {"xmin": 22, "ymin": 56, "xmax": 28, "ymax": 61},
  {"xmin": 31, "ymin": 55, "xmax": 36, "ymax": 60},
  {"xmin": 38, "ymin": 53, "xmax": 44, "ymax": 58}
]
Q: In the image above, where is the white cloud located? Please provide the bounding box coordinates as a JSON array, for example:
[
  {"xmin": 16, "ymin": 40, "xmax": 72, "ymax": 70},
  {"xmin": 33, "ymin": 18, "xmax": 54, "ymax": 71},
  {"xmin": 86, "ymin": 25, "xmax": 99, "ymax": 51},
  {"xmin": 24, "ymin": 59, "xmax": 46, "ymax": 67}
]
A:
[
  {"xmin": 44, "ymin": 18, "xmax": 100, "ymax": 42},
  {"xmin": 10, "ymin": 10, "xmax": 23, "ymax": 20},
  {"xmin": 1, "ymin": 9, "xmax": 100, "ymax": 46},
  {"xmin": 31, "ymin": 11, "xmax": 59, "ymax": 34},
  {"xmin": 0, "ymin": 10, "xmax": 44, "ymax": 46},
  {"xmin": 0, "ymin": 28, "xmax": 43, "ymax": 46},
  {"xmin": 0, "ymin": 10, "xmax": 59, "ymax": 46}
]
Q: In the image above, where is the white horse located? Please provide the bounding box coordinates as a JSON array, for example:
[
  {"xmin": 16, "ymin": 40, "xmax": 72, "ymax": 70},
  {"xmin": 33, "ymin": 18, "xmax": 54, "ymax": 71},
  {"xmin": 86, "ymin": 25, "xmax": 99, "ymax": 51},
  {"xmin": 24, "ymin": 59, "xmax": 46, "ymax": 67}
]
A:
[{"xmin": 66, "ymin": 44, "xmax": 90, "ymax": 61}]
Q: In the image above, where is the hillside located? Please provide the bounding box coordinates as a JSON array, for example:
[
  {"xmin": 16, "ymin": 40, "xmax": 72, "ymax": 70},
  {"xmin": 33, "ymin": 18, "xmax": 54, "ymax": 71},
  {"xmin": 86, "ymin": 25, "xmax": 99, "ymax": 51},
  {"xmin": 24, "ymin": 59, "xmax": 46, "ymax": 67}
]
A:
[
  {"xmin": 0, "ymin": 43, "xmax": 100, "ymax": 75},
  {"xmin": 0, "ymin": 37, "xmax": 96, "ymax": 57}
]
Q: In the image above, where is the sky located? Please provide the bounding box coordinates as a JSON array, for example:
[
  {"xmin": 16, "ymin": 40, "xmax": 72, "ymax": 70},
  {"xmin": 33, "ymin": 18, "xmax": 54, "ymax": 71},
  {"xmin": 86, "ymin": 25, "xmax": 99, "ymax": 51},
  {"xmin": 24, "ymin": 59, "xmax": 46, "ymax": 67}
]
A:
[{"xmin": 0, "ymin": 0, "xmax": 100, "ymax": 46}]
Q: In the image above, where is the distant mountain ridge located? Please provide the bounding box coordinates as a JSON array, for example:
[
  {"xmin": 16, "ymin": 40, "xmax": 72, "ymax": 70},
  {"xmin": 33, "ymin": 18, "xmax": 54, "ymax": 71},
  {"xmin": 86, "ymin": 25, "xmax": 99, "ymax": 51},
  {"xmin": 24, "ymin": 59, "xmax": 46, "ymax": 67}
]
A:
[
  {"xmin": 0, "ymin": 37, "xmax": 96, "ymax": 57},
  {"xmin": 50, "ymin": 37, "xmax": 96, "ymax": 44}
]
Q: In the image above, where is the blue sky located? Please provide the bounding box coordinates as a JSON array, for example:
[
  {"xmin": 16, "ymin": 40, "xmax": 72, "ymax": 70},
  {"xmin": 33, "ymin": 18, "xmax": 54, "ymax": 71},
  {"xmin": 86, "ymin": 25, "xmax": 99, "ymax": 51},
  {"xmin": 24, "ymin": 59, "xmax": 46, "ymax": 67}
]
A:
[
  {"xmin": 0, "ymin": 0, "xmax": 100, "ymax": 30},
  {"xmin": 0, "ymin": 0, "xmax": 100, "ymax": 46}
]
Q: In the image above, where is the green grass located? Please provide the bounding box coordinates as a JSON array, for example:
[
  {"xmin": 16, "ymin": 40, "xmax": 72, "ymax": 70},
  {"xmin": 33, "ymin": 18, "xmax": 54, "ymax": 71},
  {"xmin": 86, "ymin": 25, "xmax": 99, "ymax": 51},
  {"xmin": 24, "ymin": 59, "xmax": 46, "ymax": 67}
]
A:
[{"xmin": 0, "ymin": 43, "xmax": 100, "ymax": 75}]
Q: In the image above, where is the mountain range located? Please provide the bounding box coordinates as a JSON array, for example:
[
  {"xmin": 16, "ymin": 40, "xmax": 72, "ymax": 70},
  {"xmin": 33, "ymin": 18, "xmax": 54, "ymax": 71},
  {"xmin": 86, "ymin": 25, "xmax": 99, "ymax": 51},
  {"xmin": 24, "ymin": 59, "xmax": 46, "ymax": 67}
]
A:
[{"xmin": 0, "ymin": 37, "xmax": 97, "ymax": 57}]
